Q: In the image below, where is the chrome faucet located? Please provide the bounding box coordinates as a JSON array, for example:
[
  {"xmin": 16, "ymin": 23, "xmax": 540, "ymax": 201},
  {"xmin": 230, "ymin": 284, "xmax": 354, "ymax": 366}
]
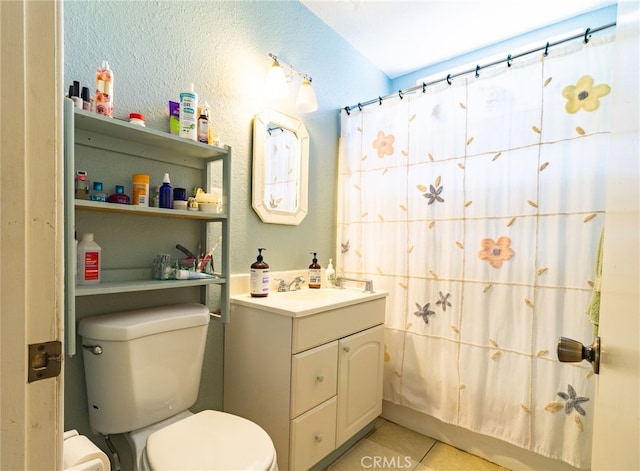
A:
[{"xmin": 275, "ymin": 276, "xmax": 306, "ymax": 292}]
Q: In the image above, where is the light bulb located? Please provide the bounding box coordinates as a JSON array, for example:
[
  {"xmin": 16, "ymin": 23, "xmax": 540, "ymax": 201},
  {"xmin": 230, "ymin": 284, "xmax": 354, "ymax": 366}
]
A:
[
  {"xmin": 265, "ymin": 61, "xmax": 289, "ymax": 99},
  {"xmin": 296, "ymin": 78, "xmax": 318, "ymax": 113}
]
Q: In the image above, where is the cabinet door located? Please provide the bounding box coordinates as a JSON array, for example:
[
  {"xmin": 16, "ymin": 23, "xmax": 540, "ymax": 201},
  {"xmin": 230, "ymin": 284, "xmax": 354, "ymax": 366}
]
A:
[{"xmin": 336, "ymin": 324, "xmax": 384, "ymax": 447}]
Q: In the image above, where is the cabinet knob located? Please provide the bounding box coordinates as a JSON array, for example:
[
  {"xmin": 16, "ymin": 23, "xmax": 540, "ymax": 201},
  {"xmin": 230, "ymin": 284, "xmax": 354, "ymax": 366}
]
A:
[
  {"xmin": 343, "ymin": 346, "xmax": 351, "ymax": 353},
  {"xmin": 316, "ymin": 374, "xmax": 324, "ymax": 383},
  {"xmin": 314, "ymin": 433, "xmax": 323, "ymax": 443}
]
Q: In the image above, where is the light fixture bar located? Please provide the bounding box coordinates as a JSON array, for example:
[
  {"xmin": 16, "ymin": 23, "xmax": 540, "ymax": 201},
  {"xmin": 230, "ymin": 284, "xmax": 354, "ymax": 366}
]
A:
[{"xmin": 268, "ymin": 53, "xmax": 312, "ymax": 83}]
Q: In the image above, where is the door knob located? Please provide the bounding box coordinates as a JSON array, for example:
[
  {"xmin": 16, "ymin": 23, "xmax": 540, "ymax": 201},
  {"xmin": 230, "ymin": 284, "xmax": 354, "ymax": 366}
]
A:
[{"xmin": 557, "ymin": 336, "xmax": 600, "ymax": 374}]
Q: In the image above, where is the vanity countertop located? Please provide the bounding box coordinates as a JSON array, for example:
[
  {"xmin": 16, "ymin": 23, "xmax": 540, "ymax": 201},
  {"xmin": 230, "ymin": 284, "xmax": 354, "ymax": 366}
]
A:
[{"xmin": 230, "ymin": 288, "xmax": 387, "ymax": 318}]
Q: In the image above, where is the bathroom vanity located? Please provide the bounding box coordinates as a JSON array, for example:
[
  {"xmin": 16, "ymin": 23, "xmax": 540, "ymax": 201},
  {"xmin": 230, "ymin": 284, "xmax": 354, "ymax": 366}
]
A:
[{"xmin": 225, "ymin": 288, "xmax": 387, "ymax": 471}]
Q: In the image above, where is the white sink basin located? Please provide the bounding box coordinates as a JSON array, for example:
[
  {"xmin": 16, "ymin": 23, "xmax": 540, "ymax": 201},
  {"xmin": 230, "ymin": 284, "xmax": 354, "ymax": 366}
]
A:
[{"xmin": 230, "ymin": 288, "xmax": 387, "ymax": 317}]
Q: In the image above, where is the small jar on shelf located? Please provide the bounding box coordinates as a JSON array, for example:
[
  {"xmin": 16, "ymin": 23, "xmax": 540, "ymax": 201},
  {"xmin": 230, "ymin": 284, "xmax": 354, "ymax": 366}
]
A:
[{"xmin": 107, "ymin": 185, "xmax": 131, "ymax": 204}]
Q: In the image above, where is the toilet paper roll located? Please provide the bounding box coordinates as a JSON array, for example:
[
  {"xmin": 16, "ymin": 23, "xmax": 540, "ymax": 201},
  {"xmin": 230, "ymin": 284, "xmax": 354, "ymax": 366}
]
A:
[{"xmin": 63, "ymin": 434, "xmax": 110, "ymax": 471}]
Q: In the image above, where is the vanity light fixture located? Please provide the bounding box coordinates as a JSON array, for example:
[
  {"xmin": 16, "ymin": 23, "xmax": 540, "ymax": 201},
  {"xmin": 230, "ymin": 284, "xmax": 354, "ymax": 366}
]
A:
[{"xmin": 266, "ymin": 53, "xmax": 318, "ymax": 113}]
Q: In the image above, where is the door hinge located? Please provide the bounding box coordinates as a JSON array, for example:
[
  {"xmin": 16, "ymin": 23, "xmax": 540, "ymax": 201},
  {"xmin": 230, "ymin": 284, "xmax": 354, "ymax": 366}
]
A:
[{"xmin": 28, "ymin": 341, "xmax": 62, "ymax": 382}]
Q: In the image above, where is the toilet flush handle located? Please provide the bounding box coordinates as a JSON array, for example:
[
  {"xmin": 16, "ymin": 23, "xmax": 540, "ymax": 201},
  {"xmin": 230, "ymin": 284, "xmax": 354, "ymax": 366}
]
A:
[{"xmin": 82, "ymin": 344, "xmax": 103, "ymax": 355}]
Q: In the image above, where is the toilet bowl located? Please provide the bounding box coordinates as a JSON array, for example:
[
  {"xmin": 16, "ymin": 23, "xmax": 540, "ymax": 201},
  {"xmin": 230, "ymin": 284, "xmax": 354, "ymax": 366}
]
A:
[
  {"xmin": 140, "ymin": 410, "xmax": 277, "ymax": 471},
  {"xmin": 78, "ymin": 304, "xmax": 278, "ymax": 471}
]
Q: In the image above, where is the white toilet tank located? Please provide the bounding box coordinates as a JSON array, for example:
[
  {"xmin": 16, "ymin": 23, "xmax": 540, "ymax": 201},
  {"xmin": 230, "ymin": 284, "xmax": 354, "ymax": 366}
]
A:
[{"xmin": 78, "ymin": 303, "xmax": 210, "ymax": 435}]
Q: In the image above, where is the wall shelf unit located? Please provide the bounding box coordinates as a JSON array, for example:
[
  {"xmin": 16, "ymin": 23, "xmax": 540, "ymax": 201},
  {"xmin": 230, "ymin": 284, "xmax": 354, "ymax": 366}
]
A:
[{"xmin": 64, "ymin": 100, "xmax": 231, "ymax": 356}]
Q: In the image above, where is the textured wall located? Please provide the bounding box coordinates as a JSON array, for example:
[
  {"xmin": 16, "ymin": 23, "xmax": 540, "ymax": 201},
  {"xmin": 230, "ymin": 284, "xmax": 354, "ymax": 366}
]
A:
[
  {"xmin": 63, "ymin": 0, "xmax": 389, "ymax": 454},
  {"xmin": 64, "ymin": 0, "xmax": 389, "ymax": 273}
]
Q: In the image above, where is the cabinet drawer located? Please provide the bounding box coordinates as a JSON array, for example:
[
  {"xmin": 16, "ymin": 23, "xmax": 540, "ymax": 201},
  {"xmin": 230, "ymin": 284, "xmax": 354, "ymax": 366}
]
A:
[
  {"xmin": 292, "ymin": 298, "xmax": 385, "ymax": 353},
  {"xmin": 291, "ymin": 341, "xmax": 338, "ymax": 418},
  {"xmin": 290, "ymin": 397, "xmax": 337, "ymax": 471}
]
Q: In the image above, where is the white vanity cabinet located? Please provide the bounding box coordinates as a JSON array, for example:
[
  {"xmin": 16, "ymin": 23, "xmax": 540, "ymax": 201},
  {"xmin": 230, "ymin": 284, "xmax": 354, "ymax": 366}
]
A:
[{"xmin": 224, "ymin": 293, "xmax": 385, "ymax": 471}]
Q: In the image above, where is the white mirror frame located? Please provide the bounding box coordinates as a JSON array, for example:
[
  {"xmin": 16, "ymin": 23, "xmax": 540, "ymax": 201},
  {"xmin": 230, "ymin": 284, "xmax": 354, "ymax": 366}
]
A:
[{"xmin": 252, "ymin": 109, "xmax": 309, "ymax": 225}]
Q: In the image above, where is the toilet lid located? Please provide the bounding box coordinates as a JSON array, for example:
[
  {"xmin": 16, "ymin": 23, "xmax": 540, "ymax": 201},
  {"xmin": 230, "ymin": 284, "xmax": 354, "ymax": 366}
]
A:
[{"xmin": 146, "ymin": 410, "xmax": 275, "ymax": 470}]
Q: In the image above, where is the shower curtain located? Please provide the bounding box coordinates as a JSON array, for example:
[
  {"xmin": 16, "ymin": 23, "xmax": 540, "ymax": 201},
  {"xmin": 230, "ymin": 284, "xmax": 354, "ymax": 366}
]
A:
[{"xmin": 337, "ymin": 32, "xmax": 614, "ymax": 468}]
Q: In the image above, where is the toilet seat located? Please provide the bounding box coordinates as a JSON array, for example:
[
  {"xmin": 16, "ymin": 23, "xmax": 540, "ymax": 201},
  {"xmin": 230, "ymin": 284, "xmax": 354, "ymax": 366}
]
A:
[{"xmin": 145, "ymin": 410, "xmax": 277, "ymax": 470}]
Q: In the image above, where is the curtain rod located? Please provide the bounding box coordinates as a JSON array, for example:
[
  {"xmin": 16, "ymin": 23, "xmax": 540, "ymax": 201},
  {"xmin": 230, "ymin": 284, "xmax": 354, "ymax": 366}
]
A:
[{"xmin": 343, "ymin": 22, "xmax": 616, "ymax": 115}]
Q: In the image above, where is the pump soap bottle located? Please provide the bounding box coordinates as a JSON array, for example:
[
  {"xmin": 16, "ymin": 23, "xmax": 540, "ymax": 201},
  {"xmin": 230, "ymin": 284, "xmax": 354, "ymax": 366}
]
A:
[
  {"xmin": 250, "ymin": 248, "xmax": 269, "ymax": 297},
  {"xmin": 308, "ymin": 252, "xmax": 322, "ymax": 289},
  {"xmin": 325, "ymin": 258, "xmax": 336, "ymax": 288}
]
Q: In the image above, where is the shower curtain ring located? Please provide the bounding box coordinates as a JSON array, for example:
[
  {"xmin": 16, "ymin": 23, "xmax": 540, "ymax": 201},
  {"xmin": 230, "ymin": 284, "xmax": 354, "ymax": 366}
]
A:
[
  {"xmin": 422, "ymin": 82, "xmax": 427, "ymax": 93},
  {"xmin": 446, "ymin": 74, "xmax": 452, "ymax": 85},
  {"xmin": 378, "ymin": 96, "xmax": 383, "ymax": 106},
  {"xmin": 584, "ymin": 27, "xmax": 591, "ymax": 43},
  {"xmin": 544, "ymin": 42, "xmax": 550, "ymax": 57},
  {"xmin": 507, "ymin": 54, "xmax": 513, "ymax": 67},
  {"xmin": 398, "ymin": 90, "xmax": 404, "ymax": 99},
  {"xmin": 344, "ymin": 106, "xmax": 351, "ymax": 116},
  {"xmin": 357, "ymin": 103, "xmax": 362, "ymax": 111},
  {"xmin": 475, "ymin": 65, "xmax": 480, "ymax": 78}
]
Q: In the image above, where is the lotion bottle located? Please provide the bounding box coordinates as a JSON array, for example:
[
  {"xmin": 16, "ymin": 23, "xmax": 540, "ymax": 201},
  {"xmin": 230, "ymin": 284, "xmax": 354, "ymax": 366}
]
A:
[
  {"xmin": 250, "ymin": 248, "xmax": 269, "ymax": 297},
  {"xmin": 325, "ymin": 258, "xmax": 336, "ymax": 288},
  {"xmin": 308, "ymin": 252, "xmax": 322, "ymax": 289},
  {"xmin": 179, "ymin": 83, "xmax": 198, "ymax": 141}
]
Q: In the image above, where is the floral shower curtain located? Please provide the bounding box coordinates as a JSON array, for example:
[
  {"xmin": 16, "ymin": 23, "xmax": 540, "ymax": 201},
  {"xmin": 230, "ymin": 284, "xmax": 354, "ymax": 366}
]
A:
[{"xmin": 337, "ymin": 32, "xmax": 614, "ymax": 468}]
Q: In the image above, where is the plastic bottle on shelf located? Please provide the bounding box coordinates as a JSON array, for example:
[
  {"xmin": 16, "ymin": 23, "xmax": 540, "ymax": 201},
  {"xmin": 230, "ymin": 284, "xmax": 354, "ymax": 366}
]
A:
[
  {"xmin": 95, "ymin": 60, "xmax": 114, "ymax": 117},
  {"xmin": 151, "ymin": 186, "xmax": 160, "ymax": 208},
  {"xmin": 308, "ymin": 252, "xmax": 322, "ymax": 289},
  {"xmin": 132, "ymin": 173, "xmax": 150, "ymax": 206},
  {"xmin": 179, "ymin": 83, "xmax": 198, "ymax": 141},
  {"xmin": 128, "ymin": 113, "xmax": 145, "ymax": 126},
  {"xmin": 89, "ymin": 181, "xmax": 107, "ymax": 202},
  {"xmin": 197, "ymin": 103, "xmax": 210, "ymax": 144},
  {"xmin": 77, "ymin": 233, "xmax": 101, "ymax": 285},
  {"xmin": 250, "ymin": 248, "xmax": 269, "ymax": 297},
  {"xmin": 75, "ymin": 171, "xmax": 90, "ymax": 200},
  {"xmin": 107, "ymin": 185, "xmax": 130, "ymax": 204},
  {"xmin": 159, "ymin": 173, "xmax": 173, "ymax": 209}
]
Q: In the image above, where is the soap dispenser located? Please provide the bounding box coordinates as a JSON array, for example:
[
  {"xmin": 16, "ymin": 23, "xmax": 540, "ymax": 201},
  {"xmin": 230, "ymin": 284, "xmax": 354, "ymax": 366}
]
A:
[
  {"xmin": 250, "ymin": 248, "xmax": 270, "ymax": 297},
  {"xmin": 325, "ymin": 258, "xmax": 336, "ymax": 288},
  {"xmin": 308, "ymin": 252, "xmax": 322, "ymax": 289}
]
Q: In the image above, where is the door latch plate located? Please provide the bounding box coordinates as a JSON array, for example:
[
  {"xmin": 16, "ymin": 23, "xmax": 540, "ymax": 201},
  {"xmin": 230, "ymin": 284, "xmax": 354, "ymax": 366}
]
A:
[{"xmin": 28, "ymin": 341, "xmax": 62, "ymax": 382}]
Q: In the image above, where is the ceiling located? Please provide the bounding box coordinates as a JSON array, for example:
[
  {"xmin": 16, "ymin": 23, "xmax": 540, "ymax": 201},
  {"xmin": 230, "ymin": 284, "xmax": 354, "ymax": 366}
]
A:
[{"xmin": 300, "ymin": 0, "xmax": 614, "ymax": 78}]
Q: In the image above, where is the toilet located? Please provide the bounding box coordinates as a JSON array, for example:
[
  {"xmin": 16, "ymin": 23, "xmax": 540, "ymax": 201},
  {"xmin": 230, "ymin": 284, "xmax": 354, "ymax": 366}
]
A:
[{"xmin": 78, "ymin": 303, "xmax": 278, "ymax": 471}]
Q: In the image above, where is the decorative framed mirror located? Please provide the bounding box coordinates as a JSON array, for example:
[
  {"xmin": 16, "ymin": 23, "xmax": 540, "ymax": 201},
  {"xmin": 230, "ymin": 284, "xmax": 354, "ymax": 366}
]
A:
[{"xmin": 252, "ymin": 109, "xmax": 309, "ymax": 225}]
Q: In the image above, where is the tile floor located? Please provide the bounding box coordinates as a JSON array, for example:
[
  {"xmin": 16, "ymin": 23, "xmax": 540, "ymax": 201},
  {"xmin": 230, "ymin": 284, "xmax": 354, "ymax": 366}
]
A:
[{"xmin": 326, "ymin": 417, "xmax": 511, "ymax": 471}]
